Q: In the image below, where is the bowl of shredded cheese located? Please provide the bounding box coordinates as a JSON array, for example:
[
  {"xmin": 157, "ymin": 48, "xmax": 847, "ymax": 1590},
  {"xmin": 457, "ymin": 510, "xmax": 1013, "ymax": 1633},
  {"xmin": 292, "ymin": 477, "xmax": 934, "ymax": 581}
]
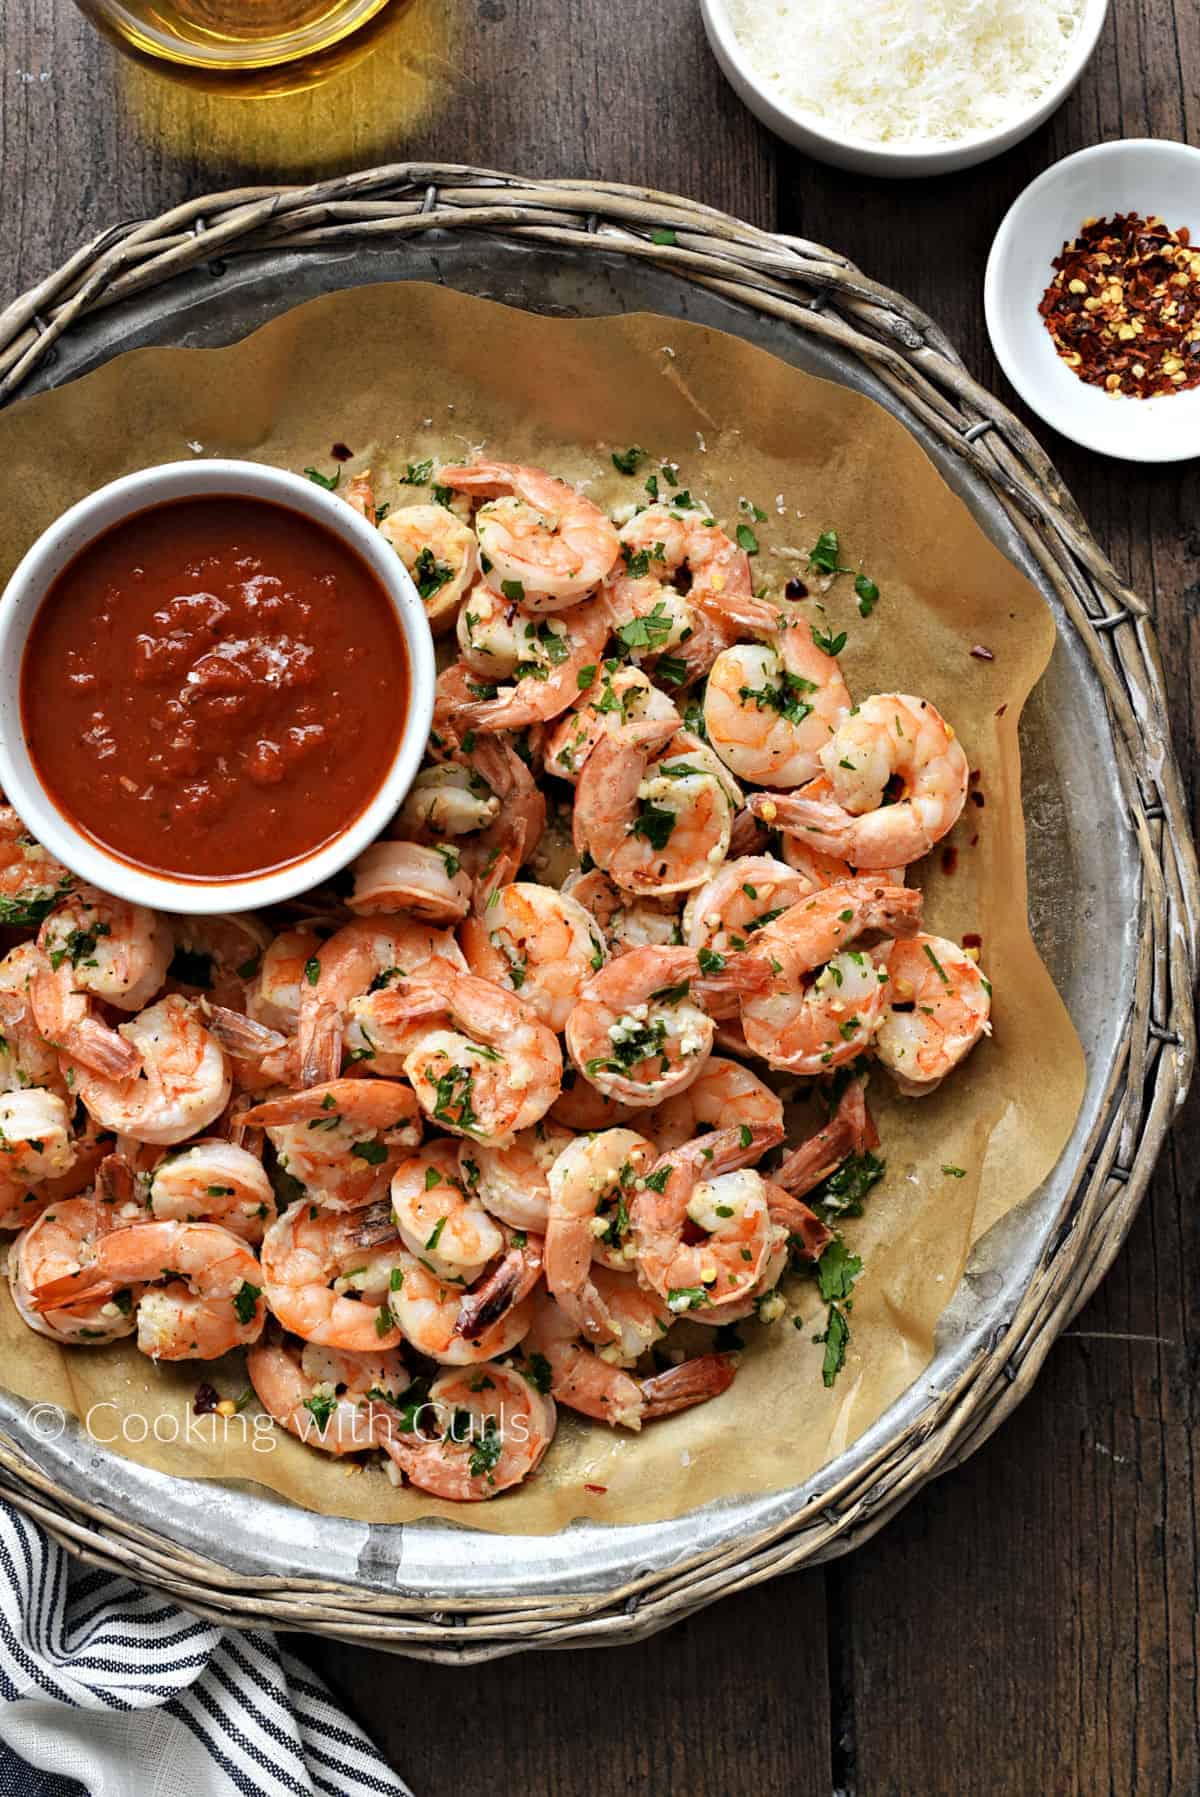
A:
[{"xmin": 700, "ymin": 0, "xmax": 1109, "ymax": 176}]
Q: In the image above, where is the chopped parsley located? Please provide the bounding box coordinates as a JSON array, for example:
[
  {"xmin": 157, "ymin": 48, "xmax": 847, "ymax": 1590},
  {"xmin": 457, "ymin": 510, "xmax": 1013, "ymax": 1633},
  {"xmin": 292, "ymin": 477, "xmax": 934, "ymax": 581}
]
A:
[
  {"xmin": 616, "ymin": 598, "xmax": 672, "ymax": 648},
  {"xmin": 232, "ymin": 1281, "xmax": 261, "ymax": 1325},
  {"xmin": 350, "ymin": 1140, "xmax": 388, "ymax": 1165},
  {"xmin": 612, "ymin": 445, "xmax": 647, "ymax": 475},
  {"xmin": 667, "ymin": 1287, "xmax": 711, "ymax": 1313},
  {"xmin": 632, "ymin": 801, "xmax": 676, "ymax": 853},
  {"xmin": 811, "ymin": 1150, "xmax": 886, "ymax": 1220},
  {"xmin": 811, "ymin": 625, "xmax": 848, "ymax": 658},
  {"xmin": 303, "ymin": 465, "xmax": 339, "ymax": 490},
  {"xmin": 412, "ymin": 546, "xmax": 454, "ymax": 601},
  {"xmin": 399, "ymin": 458, "xmax": 434, "ymax": 485}
]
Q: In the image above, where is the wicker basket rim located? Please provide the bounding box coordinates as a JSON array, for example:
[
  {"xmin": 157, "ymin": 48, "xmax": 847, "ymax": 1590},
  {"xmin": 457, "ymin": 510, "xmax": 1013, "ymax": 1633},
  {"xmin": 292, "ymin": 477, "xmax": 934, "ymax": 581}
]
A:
[{"xmin": 0, "ymin": 163, "xmax": 1194, "ymax": 1661}]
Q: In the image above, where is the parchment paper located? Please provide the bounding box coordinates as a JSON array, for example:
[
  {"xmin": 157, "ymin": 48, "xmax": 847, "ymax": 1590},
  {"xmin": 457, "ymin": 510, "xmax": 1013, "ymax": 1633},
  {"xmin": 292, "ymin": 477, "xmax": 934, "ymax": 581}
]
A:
[{"xmin": 0, "ymin": 285, "xmax": 1085, "ymax": 1533}]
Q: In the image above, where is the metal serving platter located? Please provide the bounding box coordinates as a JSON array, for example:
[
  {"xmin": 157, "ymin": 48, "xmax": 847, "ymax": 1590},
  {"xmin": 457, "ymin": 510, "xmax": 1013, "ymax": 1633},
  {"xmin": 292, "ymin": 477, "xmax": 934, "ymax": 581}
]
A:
[{"xmin": 0, "ymin": 236, "xmax": 1137, "ymax": 1603}]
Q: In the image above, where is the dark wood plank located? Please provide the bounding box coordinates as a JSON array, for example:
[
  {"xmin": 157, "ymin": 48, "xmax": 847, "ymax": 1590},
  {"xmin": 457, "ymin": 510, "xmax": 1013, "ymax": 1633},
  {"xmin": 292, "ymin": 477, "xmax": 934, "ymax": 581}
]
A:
[
  {"xmin": 303, "ymin": 1575, "xmax": 833, "ymax": 1797},
  {"xmin": 776, "ymin": 3, "xmax": 1200, "ymax": 1790},
  {"xmin": 0, "ymin": 3, "xmax": 1196, "ymax": 1793}
]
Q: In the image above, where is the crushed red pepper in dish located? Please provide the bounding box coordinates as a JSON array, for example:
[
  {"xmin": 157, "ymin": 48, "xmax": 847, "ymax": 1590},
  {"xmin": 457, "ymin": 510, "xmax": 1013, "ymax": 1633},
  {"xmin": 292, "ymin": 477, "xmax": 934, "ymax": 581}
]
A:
[{"xmin": 1038, "ymin": 212, "xmax": 1200, "ymax": 398}]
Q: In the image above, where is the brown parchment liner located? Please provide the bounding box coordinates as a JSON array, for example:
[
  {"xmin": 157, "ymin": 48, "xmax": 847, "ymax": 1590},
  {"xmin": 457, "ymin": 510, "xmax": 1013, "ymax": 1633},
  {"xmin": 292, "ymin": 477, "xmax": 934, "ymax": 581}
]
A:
[{"xmin": 0, "ymin": 286, "xmax": 1085, "ymax": 1535}]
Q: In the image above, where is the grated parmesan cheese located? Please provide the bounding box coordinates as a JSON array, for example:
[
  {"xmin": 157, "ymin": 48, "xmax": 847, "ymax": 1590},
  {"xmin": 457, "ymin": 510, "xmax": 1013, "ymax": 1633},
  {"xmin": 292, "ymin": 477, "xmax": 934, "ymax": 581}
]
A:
[{"xmin": 726, "ymin": 0, "xmax": 1085, "ymax": 145}]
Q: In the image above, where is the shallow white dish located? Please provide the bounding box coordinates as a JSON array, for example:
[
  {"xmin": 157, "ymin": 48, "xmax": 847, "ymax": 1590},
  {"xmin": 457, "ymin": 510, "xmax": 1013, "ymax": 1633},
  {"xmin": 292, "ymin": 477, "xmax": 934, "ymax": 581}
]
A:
[
  {"xmin": 0, "ymin": 459, "xmax": 435, "ymax": 914},
  {"xmin": 699, "ymin": 0, "xmax": 1109, "ymax": 177},
  {"xmin": 985, "ymin": 139, "xmax": 1200, "ymax": 462}
]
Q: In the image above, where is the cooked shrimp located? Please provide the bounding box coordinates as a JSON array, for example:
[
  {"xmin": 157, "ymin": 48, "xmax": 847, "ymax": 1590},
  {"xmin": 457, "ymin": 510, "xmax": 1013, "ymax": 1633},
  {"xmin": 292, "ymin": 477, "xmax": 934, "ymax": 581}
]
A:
[
  {"xmin": 682, "ymin": 854, "xmax": 817, "ymax": 1015},
  {"xmin": 68, "ymin": 996, "xmax": 230, "ymax": 1146},
  {"xmin": 31, "ymin": 888, "xmax": 173, "ymax": 1078},
  {"xmin": 349, "ymin": 968, "xmax": 562, "ymax": 1145},
  {"xmin": 37, "ymin": 887, "xmax": 172, "ymax": 1012},
  {"xmin": 523, "ymin": 1291, "xmax": 735, "ymax": 1431},
  {"xmin": 543, "ymin": 665, "xmax": 679, "ymax": 784},
  {"xmin": 242, "ymin": 1078, "xmax": 420, "ymax": 1210},
  {"xmin": 248, "ymin": 1333, "xmax": 405, "ymax": 1456},
  {"xmin": 774, "ymin": 1079, "xmax": 878, "ymax": 1204},
  {"xmin": 246, "ymin": 926, "xmax": 323, "ymax": 1035},
  {"xmin": 390, "ymin": 1139, "xmax": 505, "ymax": 1283},
  {"xmin": 386, "ymin": 1251, "xmax": 536, "ymax": 1364},
  {"xmin": 165, "ymin": 912, "xmax": 274, "ymax": 1010},
  {"xmin": 261, "ymin": 1199, "xmax": 404, "ymax": 1351},
  {"xmin": 460, "ymin": 882, "xmax": 606, "ymax": 1031},
  {"xmin": 561, "ymin": 868, "xmax": 683, "ymax": 955},
  {"xmin": 438, "ymin": 460, "xmax": 619, "ymax": 610},
  {"xmin": 457, "ymin": 584, "xmax": 580, "ymax": 683},
  {"xmin": 875, "ymin": 934, "xmax": 992, "ymax": 1095},
  {"xmin": 757, "ymin": 695, "xmax": 969, "ymax": 868},
  {"xmin": 463, "ymin": 733, "xmax": 547, "ymax": 907},
  {"xmin": 347, "ymin": 841, "xmax": 471, "ymax": 925},
  {"xmin": 147, "ymin": 1140, "xmax": 275, "ymax": 1242},
  {"xmin": 631, "ymin": 1123, "xmax": 790, "ymax": 1316},
  {"xmin": 395, "ymin": 759, "xmax": 501, "ymax": 839},
  {"xmin": 0, "ymin": 809, "xmax": 75, "ymax": 927},
  {"xmin": 565, "ymin": 945, "xmax": 766, "ymax": 1107},
  {"xmin": 548, "ymin": 1069, "xmax": 643, "ymax": 1133},
  {"xmin": 646, "ymin": 1056, "xmax": 783, "ymax": 1153},
  {"xmin": 603, "ymin": 505, "xmax": 749, "ymax": 683},
  {"xmin": 374, "ymin": 1361, "xmax": 555, "ymax": 1500},
  {"xmin": 458, "ymin": 1120, "xmax": 575, "ymax": 1234},
  {"xmin": 739, "ymin": 881, "xmax": 921, "ymax": 1076},
  {"xmin": 297, "ymin": 916, "xmax": 464, "ymax": 1087},
  {"xmin": 381, "ymin": 502, "xmax": 478, "ymax": 632},
  {"xmin": 703, "ymin": 623, "xmax": 850, "ymax": 789},
  {"xmin": 545, "ymin": 1129, "xmax": 656, "ymax": 1335},
  {"xmin": 434, "ymin": 594, "xmax": 611, "ymax": 735},
  {"xmin": 0, "ymin": 1089, "xmax": 76, "ymax": 1189},
  {"xmin": 745, "ymin": 944, "xmax": 895, "ymax": 1076},
  {"xmin": 0, "ymin": 943, "xmax": 67, "ymax": 1094},
  {"xmin": 35, "ymin": 1219, "xmax": 265, "ymax": 1360},
  {"xmin": 573, "ymin": 718, "xmax": 735, "ymax": 896},
  {"xmin": 9, "ymin": 1195, "xmax": 139, "ymax": 1345}
]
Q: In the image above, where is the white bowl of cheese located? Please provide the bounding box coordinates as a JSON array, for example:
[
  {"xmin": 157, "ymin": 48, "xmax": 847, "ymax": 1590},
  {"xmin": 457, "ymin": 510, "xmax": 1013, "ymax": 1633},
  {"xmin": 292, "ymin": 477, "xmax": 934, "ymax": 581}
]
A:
[{"xmin": 700, "ymin": 0, "xmax": 1110, "ymax": 178}]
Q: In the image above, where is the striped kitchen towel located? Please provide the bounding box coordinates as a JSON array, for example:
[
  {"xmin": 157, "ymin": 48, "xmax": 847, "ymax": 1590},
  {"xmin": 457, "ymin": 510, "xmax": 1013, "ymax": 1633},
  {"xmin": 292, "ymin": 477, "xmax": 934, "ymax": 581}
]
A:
[{"xmin": 0, "ymin": 1504, "xmax": 411, "ymax": 1797}]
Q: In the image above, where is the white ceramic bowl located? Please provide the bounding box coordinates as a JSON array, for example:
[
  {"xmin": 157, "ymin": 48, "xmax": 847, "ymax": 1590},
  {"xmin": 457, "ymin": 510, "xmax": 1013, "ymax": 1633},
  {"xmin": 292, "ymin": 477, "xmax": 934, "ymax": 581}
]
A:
[
  {"xmin": 985, "ymin": 139, "xmax": 1200, "ymax": 462},
  {"xmin": 0, "ymin": 460, "xmax": 435, "ymax": 914},
  {"xmin": 699, "ymin": 0, "xmax": 1109, "ymax": 177}
]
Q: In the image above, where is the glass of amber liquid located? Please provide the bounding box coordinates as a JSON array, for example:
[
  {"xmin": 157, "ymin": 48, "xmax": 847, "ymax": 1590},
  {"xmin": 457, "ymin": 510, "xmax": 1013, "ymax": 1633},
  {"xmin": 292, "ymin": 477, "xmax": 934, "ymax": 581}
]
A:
[{"xmin": 75, "ymin": 0, "xmax": 393, "ymax": 69}]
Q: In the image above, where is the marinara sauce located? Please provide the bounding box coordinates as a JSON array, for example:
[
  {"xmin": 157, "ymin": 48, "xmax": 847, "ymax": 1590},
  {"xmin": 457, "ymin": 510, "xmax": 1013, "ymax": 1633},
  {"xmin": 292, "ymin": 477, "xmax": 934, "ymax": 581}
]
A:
[{"xmin": 21, "ymin": 495, "xmax": 409, "ymax": 881}]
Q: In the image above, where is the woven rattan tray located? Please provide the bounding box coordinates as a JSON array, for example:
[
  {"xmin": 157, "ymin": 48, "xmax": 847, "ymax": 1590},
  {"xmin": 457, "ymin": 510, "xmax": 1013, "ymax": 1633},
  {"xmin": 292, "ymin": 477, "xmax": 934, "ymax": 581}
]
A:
[{"xmin": 0, "ymin": 166, "xmax": 1194, "ymax": 1661}]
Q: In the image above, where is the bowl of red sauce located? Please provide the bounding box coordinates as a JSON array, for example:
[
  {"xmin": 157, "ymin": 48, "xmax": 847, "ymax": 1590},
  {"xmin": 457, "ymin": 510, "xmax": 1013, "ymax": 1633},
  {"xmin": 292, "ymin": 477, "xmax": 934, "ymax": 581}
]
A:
[{"xmin": 0, "ymin": 460, "xmax": 435, "ymax": 913}]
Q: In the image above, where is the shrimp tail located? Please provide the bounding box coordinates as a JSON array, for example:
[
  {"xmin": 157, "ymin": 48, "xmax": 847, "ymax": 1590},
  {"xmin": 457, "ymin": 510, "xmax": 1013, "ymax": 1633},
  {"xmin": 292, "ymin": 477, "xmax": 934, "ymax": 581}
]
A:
[
  {"xmin": 748, "ymin": 787, "xmax": 850, "ymax": 850},
  {"xmin": 205, "ymin": 1004, "xmax": 288, "ymax": 1060},
  {"xmin": 765, "ymin": 1187, "xmax": 833, "ymax": 1261},
  {"xmin": 299, "ymin": 1001, "xmax": 343, "ymax": 1089},
  {"xmin": 455, "ymin": 1234, "xmax": 544, "ymax": 1340},
  {"xmin": 774, "ymin": 1117, "xmax": 856, "ymax": 1197},
  {"xmin": 67, "ymin": 1019, "xmax": 143, "ymax": 1080},
  {"xmin": 639, "ymin": 1352, "xmax": 737, "ymax": 1420}
]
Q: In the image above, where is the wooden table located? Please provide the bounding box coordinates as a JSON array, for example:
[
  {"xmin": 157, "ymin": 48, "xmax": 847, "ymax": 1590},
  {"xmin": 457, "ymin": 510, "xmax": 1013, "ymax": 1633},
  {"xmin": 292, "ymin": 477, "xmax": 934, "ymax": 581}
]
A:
[{"xmin": 1, "ymin": 3, "xmax": 1197, "ymax": 1790}]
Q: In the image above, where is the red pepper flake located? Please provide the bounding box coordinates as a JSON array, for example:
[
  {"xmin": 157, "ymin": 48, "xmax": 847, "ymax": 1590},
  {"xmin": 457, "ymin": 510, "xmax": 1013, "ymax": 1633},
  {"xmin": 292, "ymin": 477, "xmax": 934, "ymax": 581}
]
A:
[
  {"xmin": 193, "ymin": 1381, "xmax": 219, "ymax": 1416},
  {"xmin": 331, "ymin": 441, "xmax": 354, "ymax": 461},
  {"xmin": 784, "ymin": 577, "xmax": 808, "ymax": 599},
  {"xmin": 584, "ymin": 1483, "xmax": 608, "ymax": 1494},
  {"xmin": 970, "ymin": 790, "xmax": 985, "ymax": 808},
  {"xmin": 963, "ymin": 932, "xmax": 983, "ymax": 950},
  {"xmin": 969, "ymin": 643, "xmax": 994, "ymax": 661},
  {"xmin": 1039, "ymin": 212, "xmax": 1200, "ymax": 399},
  {"xmin": 995, "ymin": 704, "xmax": 1008, "ymax": 718},
  {"xmin": 941, "ymin": 845, "xmax": 958, "ymax": 875}
]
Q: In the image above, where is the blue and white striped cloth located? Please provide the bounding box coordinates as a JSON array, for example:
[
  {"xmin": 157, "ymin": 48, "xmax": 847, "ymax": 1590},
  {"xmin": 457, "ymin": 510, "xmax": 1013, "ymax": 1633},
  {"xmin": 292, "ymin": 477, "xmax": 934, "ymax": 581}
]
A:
[{"xmin": 0, "ymin": 1505, "xmax": 411, "ymax": 1797}]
